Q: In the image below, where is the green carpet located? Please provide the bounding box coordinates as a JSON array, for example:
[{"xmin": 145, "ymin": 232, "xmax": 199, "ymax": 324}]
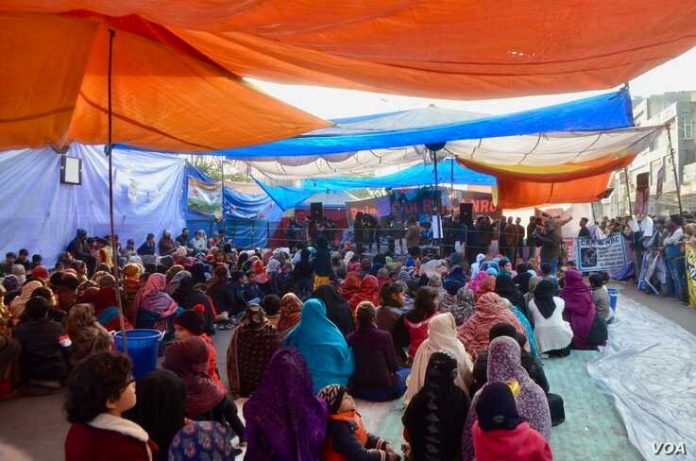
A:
[{"xmin": 356, "ymin": 350, "xmax": 643, "ymax": 460}]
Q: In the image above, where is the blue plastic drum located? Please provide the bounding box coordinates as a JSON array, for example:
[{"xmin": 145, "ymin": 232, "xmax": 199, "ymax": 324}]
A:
[{"xmin": 114, "ymin": 329, "xmax": 164, "ymax": 381}]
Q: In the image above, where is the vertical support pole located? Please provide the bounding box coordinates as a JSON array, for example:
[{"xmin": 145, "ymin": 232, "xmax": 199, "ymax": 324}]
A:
[
  {"xmin": 106, "ymin": 29, "xmax": 127, "ymax": 353},
  {"xmin": 623, "ymin": 167, "xmax": 633, "ymax": 217},
  {"xmin": 665, "ymin": 123, "xmax": 684, "ymax": 215}
]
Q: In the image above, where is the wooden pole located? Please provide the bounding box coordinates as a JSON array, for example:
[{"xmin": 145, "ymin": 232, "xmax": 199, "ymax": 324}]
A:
[
  {"xmin": 623, "ymin": 167, "xmax": 633, "ymax": 217},
  {"xmin": 106, "ymin": 29, "xmax": 128, "ymax": 353},
  {"xmin": 665, "ymin": 123, "xmax": 684, "ymax": 215}
]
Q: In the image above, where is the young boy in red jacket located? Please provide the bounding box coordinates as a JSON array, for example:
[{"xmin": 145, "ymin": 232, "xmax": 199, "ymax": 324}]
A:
[{"xmin": 318, "ymin": 384, "xmax": 400, "ymax": 461}]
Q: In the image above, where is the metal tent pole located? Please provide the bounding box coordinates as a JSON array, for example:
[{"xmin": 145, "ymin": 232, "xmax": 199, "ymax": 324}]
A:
[
  {"xmin": 106, "ymin": 29, "xmax": 127, "ymax": 353},
  {"xmin": 665, "ymin": 123, "xmax": 684, "ymax": 215}
]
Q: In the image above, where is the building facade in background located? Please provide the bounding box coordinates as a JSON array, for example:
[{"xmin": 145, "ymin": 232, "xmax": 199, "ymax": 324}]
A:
[{"xmin": 597, "ymin": 92, "xmax": 696, "ymax": 219}]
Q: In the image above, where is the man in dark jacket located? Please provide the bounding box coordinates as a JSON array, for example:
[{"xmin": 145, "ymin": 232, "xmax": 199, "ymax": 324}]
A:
[
  {"xmin": 536, "ymin": 219, "xmax": 562, "ymax": 276},
  {"xmin": 137, "ymin": 233, "xmax": 157, "ymax": 256},
  {"xmin": 207, "ymin": 267, "xmax": 247, "ymax": 317},
  {"xmin": 66, "ymin": 229, "xmax": 96, "ymax": 275},
  {"xmin": 14, "ymin": 297, "xmax": 69, "ymax": 384}
]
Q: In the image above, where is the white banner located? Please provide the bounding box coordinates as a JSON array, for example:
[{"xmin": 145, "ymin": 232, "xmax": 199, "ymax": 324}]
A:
[{"xmin": 576, "ymin": 234, "xmax": 628, "ymax": 272}]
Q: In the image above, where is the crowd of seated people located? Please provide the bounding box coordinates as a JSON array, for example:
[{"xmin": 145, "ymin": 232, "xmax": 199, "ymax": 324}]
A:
[{"xmin": 0, "ymin": 220, "xmax": 619, "ymax": 460}]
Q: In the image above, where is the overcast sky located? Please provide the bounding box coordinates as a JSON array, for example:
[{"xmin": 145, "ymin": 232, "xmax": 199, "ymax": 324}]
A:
[{"xmin": 250, "ymin": 46, "xmax": 696, "ymax": 118}]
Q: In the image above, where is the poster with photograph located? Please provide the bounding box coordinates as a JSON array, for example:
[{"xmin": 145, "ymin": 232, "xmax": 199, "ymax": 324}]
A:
[{"xmin": 576, "ymin": 234, "xmax": 628, "ymax": 272}]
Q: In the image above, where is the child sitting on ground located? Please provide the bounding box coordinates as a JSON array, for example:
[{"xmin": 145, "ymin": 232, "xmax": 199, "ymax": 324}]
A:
[
  {"xmin": 589, "ymin": 273, "xmax": 614, "ymax": 324},
  {"xmin": 318, "ymin": 384, "xmax": 400, "ymax": 461},
  {"xmin": 172, "ymin": 307, "xmax": 224, "ymax": 391},
  {"xmin": 162, "ymin": 336, "xmax": 246, "ymax": 449},
  {"xmin": 64, "ymin": 351, "xmax": 157, "ymax": 461}
]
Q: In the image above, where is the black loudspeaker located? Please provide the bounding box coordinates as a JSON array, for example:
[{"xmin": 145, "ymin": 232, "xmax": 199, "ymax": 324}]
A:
[
  {"xmin": 310, "ymin": 202, "xmax": 323, "ymax": 222},
  {"xmin": 460, "ymin": 203, "xmax": 473, "ymax": 226}
]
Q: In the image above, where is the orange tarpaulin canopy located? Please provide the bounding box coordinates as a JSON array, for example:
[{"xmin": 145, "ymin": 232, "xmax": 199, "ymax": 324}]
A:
[
  {"xmin": 3, "ymin": 1, "xmax": 696, "ymax": 98},
  {"xmin": 496, "ymin": 174, "xmax": 615, "ymax": 209},
  {"xmin": 0, "ymin": 13, "xmax": 327, "ymax": 152}
]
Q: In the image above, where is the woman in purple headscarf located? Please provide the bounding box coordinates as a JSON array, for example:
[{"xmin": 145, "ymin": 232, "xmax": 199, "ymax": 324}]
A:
[
  {"xmin": 462, "ymin": 336, "xmax": 551, "ymax": 461},
  {"xmin": 135, "ymin": 273, "xmax": 180, "ymax": 337},
  {"xmin": 560, "ymin": 270, "xmax": 608, "ymax": 350},
  {"xmin": 244, "ymin": 348, "xmax": 327, "ymax": 461}
]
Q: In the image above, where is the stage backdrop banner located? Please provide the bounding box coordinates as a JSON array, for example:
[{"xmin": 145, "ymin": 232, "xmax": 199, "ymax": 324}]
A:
[
  {"xmin": 685, "ymin": 243, "xmax": 696, "ymax": 308},
  {"xmin": 576, "ymin": 235, "xmax": 628, "ymax": 272},
  {"xmin": 187, "ymin": 177, "xmax": 223, "ymax": 219}
]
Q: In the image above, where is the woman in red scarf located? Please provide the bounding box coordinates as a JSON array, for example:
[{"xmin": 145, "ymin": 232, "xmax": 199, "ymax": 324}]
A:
[
  {"xmin": 457, "ymin": 293, "xmax": 525, "ymax": 361},
  {"xmin": 339, "ymin": 272, "xmax": 362, "ymax": 302},
  {"xmin": 348, "ymin": 275, "xmax": 380, "ymax": 312}
]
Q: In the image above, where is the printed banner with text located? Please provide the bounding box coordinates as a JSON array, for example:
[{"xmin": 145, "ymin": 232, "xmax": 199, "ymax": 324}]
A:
[{"xmin": 576, "ymin": 235, "xmax": 628, "ymax": 272}]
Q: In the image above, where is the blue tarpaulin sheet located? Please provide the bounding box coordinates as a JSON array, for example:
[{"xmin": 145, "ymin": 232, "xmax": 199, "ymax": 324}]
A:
[
  {"xmin": 256, "ymin": 158, "xmax": 496, "ymax": 210},
  {"xmin": 185, "ymin": 164, "xmax": 283, "ymax": 248},
  {"xmin": 0, "ymin": 145, "xmax": 186, "ymax": 265},
  {"xmin": 203, "ymin": 88, "xmax": 632, "ymax": 158}
]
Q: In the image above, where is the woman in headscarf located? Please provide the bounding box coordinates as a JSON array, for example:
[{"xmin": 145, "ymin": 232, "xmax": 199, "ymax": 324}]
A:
[
  {"xmin": 465, "ymin": 271, "xmax": 488, "ymax": 297},
  {"xmin": 426, "ymin": 273, "xmax": 447, "ymax": 303},
  {"xmin": 311, "ymin": 284, "xmax": 355, "ymax": 336},
  {"xmin": 471, "ymin": 382, "xmax": 552, "ymax": 461},
  {"xmin": 122, "ymin": 263, "xmax": 142, "ymax": 324},
  {"xmin": 11, "ymin": 264, "xmax": 26, "ymax": 286},
  {"xmin": 496, "ymin": 274, "xmax": 540, "ymax": 361},
  {"xmin": 9, "ymin": 280, "xmax": 43, "ymax": 321},
  {"xmin": 452, "ymin": 286, "xmax": 476, "ymax": 326},
  {"xmin": 524, "ymin": 276, "xmax": 542, "ymax": 306},
  {"xmin": 470, "ymin": 253, "xmax": 486, "ymax": 280},
  {"xmin": 173, "ymin": 308, "xmax": 224, "ymax": 391},
  {"xmin": 529, "ymin": 280, "xmax": 573, "ymax": 357},
  {"xmin": 339, "ymin": 271, "xmax": 362, "ymax": 302},
  {"xmin": 292, "ymin": 249, "xmax": 314, "ymax": 299},
  {"xmin": 312, "ymin": 236, "xmax": 332, "ymax": 291},
  {"xmin": 457, "ymin": 293, "xmax": 525, "ymax": 361},
  {"xmin": 277, "ymin": 293, "xmax": 303, "ymax": 336},
  {"xmin": 227, "ymin": 304, "xmax": 281, "ymax": 397},
  {"xmin": 173, "ymin": 274, "xmax": 216, "ymax": 336},
  {"xmin": 283, "ymin": 298, "xmax": 355, "ymax": 393},
  {"xmin": 439, "ymin": 279, "xmax": 463, "ymax": 317},
  {"xmin": 163, "ymin": 337, "xmax": 246, "ymax": 445},
  {"xmin": 560, "ymin": 270, "xmax": 608, "ymax": 350},
  {"xmin": 474, "ymin": 275, "xmax": 496, "ymax": 302},
  {"xmin": 347, "ymin": 302, "xmax": 407, "ymax": 401},
  {"xmin": 447, "ymin": 265, "xmax": 468, "ymax": 285},
  {"xmin": 65, "ymin": 303, "xmax": 114, "ymax": 366},
  {"xmin": 462, "ymin": 336, "xmax": 551, "ymax": 461},
  {"xmin": 495, "ymin": 274, "xmax": 530, "ymax": 322},
  {"xmin": 168, "ymin": 421, "xmax": 236, "ymax": 461},
  {"xmin": 244, "ymin": 348, "xmax": 328, "ymax": 461},
  {"xmin": 376, "ymin": 268, "xmax": 391, "ymax": 290},
  {"xmin": 403, "ymin": 351, "xmax": 470, "ymax": 461},
  {"xmin": 124, "ymin": 370, "xmax": 187, "ymax": 461},
  {"xmin": 166, "ymin": 269, "xmax": 188, "ymax": 295},
  {"xmin": 347, "ymin": 274, "xmax": 380, "ymax": 313},
  {"xmin": 252, "ymin": 259, "xmax": 272, "ymax": 294},
  {"xmin": 135, "ymin": 273, "xmax": 180, "ymax": 337},
  {"xmin": 2, "ymin": 275, "xmax": 21, "ymax": 306},
  {"xmin": 404, "ymin": 287, "xmax": 439, "ymax": 358},
  {"xmin": 512, "ymin": 263, "xmax": 533, "ymax": 294},
  {"xmin": 405, "ymin": 312, "xmax": 473, "ymax": 404}
]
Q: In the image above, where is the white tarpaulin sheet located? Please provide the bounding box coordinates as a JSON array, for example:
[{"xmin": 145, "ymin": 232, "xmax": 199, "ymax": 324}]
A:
[
  {"xmin": 0, "ymin": 144, "xmax": 186, "ymax": 265},
  {"xmin": 230, "ymin": 127, "xmax": 661, "ymax": 181},
  {"xmin": 588, "ymin": 297, "xmax": 696, "ymax": 461}
]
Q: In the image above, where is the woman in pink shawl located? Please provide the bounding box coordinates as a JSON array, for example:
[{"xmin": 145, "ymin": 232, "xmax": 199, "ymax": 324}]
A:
[
  {"xmin": 457, "ymin": 292, "xmax": 526, "ymax": 361},
  {"xmin": 560, "ymin": 270, "xmax": 608, "ymax": 349},
  {"xmin": 135, "ymin": 273, "xmax": 180, "ymax": 337},
  {"xmin": 466, "ymin": 271, "xmax": 489, "ymax": 298}
]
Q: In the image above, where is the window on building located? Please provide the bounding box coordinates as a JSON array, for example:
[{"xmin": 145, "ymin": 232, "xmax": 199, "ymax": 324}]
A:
[{"xmin": 682, "ymin": 111, "xmax": 694, "ymax": 140}]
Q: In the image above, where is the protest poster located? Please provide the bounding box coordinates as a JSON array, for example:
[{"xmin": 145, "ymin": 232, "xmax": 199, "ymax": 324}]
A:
[
  {"xmin": 685, "ymin": 242, "xmax": 696, "ymax": 308},
  {"xmin": 187, "ymin": 177, "xmax": 223, "ymax": 219},
  {"xmin": 576, "ymin": 234, "xmax": 628, "ymax": 272}
]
